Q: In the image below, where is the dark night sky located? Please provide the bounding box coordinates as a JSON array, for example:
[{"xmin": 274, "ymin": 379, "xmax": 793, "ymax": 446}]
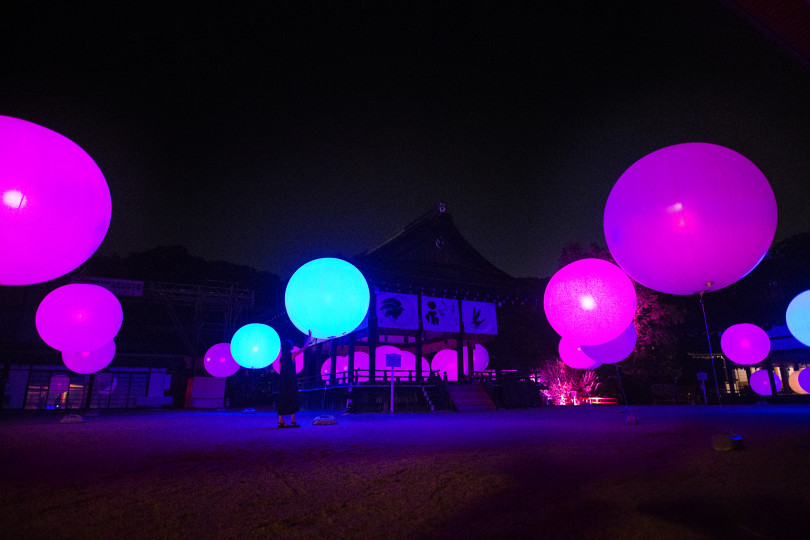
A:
[{"xmin": 3, "ymin": 1, "xmax": 810, "ymax": 281}]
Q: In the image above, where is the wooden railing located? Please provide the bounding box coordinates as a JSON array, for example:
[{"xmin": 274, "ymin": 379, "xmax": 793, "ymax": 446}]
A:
[{"xmin": 297, "ymin": 369, "xmax": 442, "ymax": 390}]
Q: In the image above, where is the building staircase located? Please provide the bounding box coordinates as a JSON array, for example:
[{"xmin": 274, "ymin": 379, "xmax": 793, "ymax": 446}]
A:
[{"xmin": 447, "ymin": 383, "xmax": 496, "ymax": 412}]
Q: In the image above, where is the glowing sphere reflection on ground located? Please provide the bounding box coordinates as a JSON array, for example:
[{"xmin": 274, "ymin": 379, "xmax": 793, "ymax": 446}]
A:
[
  {"xmin": 786, "ymin": 290, "xmax": 810, "ymax": 347},
  {"xmin": 559, "ymin": 337, "xmax": 601, "ymax": 369},
  {"xmin": 604, "ymin": 143, "xmax": 776, "ymax": 295},
  {"xmin": 62, "ymin": 340, "xmax": 116, "ymax": 374},
  {"xmin": 203, "ymin": 342, "xmax": 241, "ymax": 377},
  {"xmin": 544, "ymin": 258, "xmax": 637, "ymax": 346},
  {"xmin": 230, "ymin": 323, "xmax": 280, "ymax": 369},
  {"xmin": 749, "ymin": 369, "xmax": 782, "ymax": 396},
  {"xmin": 0, "ymin": 115, "xmax": 112, "ymax": 285},
  {"xmin": 720, "ymin": 323, "xmax": 770, "ymax": 365},
  {"xmin": 285, "ymin": 258, "xmax": 369, "ymax": 339},
  {"xmin": 581, "ymin": 323, "xmax": 636, "ymax": 364},
  {"xmin": 36, "ymin": 284, "xmax": 123, "ymax": 352}
]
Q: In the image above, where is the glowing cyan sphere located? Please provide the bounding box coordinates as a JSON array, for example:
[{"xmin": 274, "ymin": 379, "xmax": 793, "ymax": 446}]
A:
[
  {"xmin": 544, "ymin": 258, "xmax": 637, "ymax": 346},
  {"xmin": 285, "ymin": 258, "xmax": 370, "ymax": 339},
  {"xmin": 788, "ymin": 371, "xmax": 809, "ymax": 395},
  {"xmin": 749, "ymin": 370, "xmax": 781, "ymax": 396},
  {"xmin": 272, "ymin": 346, "xmax": 304, "ymax": 375},
  {"xmin": 0, "ymin": 116, "xmax": 112, "ymax": 285},
  {"xmin": 203, "ymin": 342, "xmax": 241, "ymax": 377},
  {"xmin": 786, "ymin": 290, "xmax": 810, "ymax": 347},
  {"xmin": 604, "ymin": 143, "xmax": 777, "ymax": 295},
  {"xmin": 230, "ymin": 323, "xmax": 280, "ymax": 369},
  {"xmin": 36, "ymin": 284, "xmax": 123, "ymax": 352},
  {"xmin": 798, "ymin": 368, "xmax": 810, "ymax": 394},
  {"xmin": 559, "ymin": 337, "xmax": 601, "ymax": 369},
  {"xmin": 62, "ymin": 340, "xmax": 116, "ymax": 374},
  {"xmin": 581, "ymin": 323, "xmax": 636, "ymax": 364},
  {"xmin": 720, "ymin": 323, "xmax": 770, "ymax": 365}
]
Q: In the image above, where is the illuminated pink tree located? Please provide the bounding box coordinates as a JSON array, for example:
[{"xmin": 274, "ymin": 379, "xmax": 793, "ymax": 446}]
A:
[{"xmin": 536, "ymin": 359, "xmax": 601, "ymax": 405}]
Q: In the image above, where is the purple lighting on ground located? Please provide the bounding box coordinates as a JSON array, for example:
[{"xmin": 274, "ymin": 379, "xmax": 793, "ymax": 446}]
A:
[
  {"xmin": 62, "ymin": 340, "xmax": 116, "ymax": 374},
  {"xmin": 36, "ymin": 284, "xmax": 123, "ymax": 352},
  {"xmin": 749, "ymin": 369, "xmax": 781, "ymax": 396},
  {"xmin": 203, "ymin": 343, "xmax": 241, "ymax": 377},
  {"xmin": 544, "ymin": 258, "xmax": 637, "ymax": 346},
  {"xmin": 604, "ymin": 143, "xmax": 776, "ymax": 295},
  {"xmin": 0, "ymin": 115, "xmax": 112, "ymax": 286},
  {"xmin": 720, "ymin": 323, "xmax": 770, "ymax": 365}
]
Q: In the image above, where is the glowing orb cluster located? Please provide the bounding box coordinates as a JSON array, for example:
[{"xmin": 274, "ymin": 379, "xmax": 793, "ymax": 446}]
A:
[
  {"xmin": 272, "ymin": 346, "xmax": 304, "ymax": 375},
  {"xmin": 720, "ymin": 323, "xmax": 770, "ymax": 365},
  {"xmin": 544, "ymin": 258, "xmax": 637, "ymax": 346},
  {"xmin": 203, "ymin": 343, "xmax": 241, "ymax": 377},
  {"xmin": 36, "ymin": 284, "xmax": 123, "ymax": 352},
  {"xmin": 285, "ymin": 258, "xmax": 370, "ymax": 339},
  {"xmin": 0, "ymin": 115, "xmax": 112, "ymax": 285},
  {"xmin": 62, "ymin": 340, "xmax": 116, "ymax": 374},
  {"xmin": 749, "ymin": 369, "xmax": 782, "ymax": 396},
  {"xmin": 559, "ymin": 337, "xmax": 601, "ymax": 369},
  {"xmin": 230, "ymin": 323, "xmax": 280, "ymax": 369},
  {"xmin": 604, "ymin": 143, "xmax": 776, "ymax": 295},
  {"xmin": 786, "ymin": 290, "xmax": 810, "ymax": 347},
  {"xmin": 581, "ymin": 323, "xmax": 636, "ymax": 365}
]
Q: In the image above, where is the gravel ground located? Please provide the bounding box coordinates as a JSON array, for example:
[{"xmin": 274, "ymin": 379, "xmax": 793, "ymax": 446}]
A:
[{"xmin": 1, "ymin": 405, "xmax": 809, "ymax": 539}]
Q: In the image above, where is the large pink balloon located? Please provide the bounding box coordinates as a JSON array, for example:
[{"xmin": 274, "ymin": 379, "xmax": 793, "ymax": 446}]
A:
[
  {"xmin": 720, "ymin": 323, "xmax": 770, "ymax": 365},
  {"xmin": 462, "ymin": 344, "xmax": 490, "ymax": 375},
  {"xmin": 604, "ymin": 143, "xmax": 776, "ymax": 295},
  {"xmin": 203, "ymin": 342, "xmax": 241, "ymax": 378},
  {"xmin": 36, "ymin": 284, "xmax": 123, "ymax": 352},
  {"xmin": 62, "ymin": 340, "xmax": 116, "ymax": 374},
  {"xmin": 581, "ymin": 322, "xmax": 636, "ymax": 364},
  {"xmin": 431, "ymin": 349, "xmax": 461, "ymax": 381},
  {"xmin": 0, "ymin": 116, "xmax": 111, "ymax": 285},
  {"xmin": 558, "ymin": 337, "xmax": 601, "ymax": 369},
  {"xmin": 749, "ymin": 369, "xmax": 781, "ymax": 396},
  {"xmin": 544, "ymin": 258, "xmax": 637, "ymax": 346}
]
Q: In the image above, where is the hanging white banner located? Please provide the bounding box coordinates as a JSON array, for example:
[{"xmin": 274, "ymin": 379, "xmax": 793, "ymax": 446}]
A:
[
  {"xmin": 376, "ymin": 292, "xmax": 419, "ymax": 330},
  {"xmin": 462, "ymin": 300, "xmax": 498, "ymax": 335},
  {"xmin": 422, "ymin": 296, "xmax": 460, "ymax": 332}
]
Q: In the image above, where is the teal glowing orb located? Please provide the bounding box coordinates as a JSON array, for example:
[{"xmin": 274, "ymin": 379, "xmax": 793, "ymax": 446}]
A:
[
  {"xmin": 230, "ymin": 323, "xmax": 280, "ymax": 369},
  {"xmin": 786, "ymin": 290, "xmax": 810, "ymax": 347},
  {"xmin": 285, "ymin": 258, "xmax": 370, "ymax": 339}
]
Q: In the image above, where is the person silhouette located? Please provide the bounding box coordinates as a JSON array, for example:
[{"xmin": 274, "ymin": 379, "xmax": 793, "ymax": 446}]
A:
[{"xmin": 278, "ymin": 330, "xmax": 310, "ymax": 428}]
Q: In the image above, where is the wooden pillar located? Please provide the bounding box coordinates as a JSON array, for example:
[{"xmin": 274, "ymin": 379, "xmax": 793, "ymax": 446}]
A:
[
  {"xmin": 368, "ymin": 287, "xmax": 377, "ymax": 382},
  {"xmin": 765, "ymin": 356, "xmax": 778, "ymax": 397},
  {"xmin": 329, "ymin": 339, "xmax": 338, "ymax": 384},
  {"xmin": 348, "ymin": 333, "xmax": 356, "ymax": 384},
  {"xmin": 456, "ymin": 298, "xmax": 465, "ymax": 382},
  {"xmin": 416, "ymin": 292, "xmax": 424, "ymax": 382}
]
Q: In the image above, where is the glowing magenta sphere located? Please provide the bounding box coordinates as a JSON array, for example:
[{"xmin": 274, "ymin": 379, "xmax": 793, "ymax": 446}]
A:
[
  {"xmin": 749, "ymin": 370, "xmax": 781, "ymax": 396},
  {"xmin": 798, "ymin": 368, "xmax": 810, "ymax": 394},
  {"xmin": 559, "ymin": 337, "xmax": 601, "ymax": 369},
  {"xmin": 62, "ymin": 340, "xmax": 116, "ymax": 374},
  {"xmin": 0, "ymin": 116, "xmax": 112, "ymax": 285},
  {"xmin": 581, "ymin": 323, "xmax": 636, "ymax": 364},
  {"xmin": 272, "ymin": 346, "xmax": 304, "ymax": 375},
  {"xmin": 431, "ymin": 349, "xmax": 461, "ymax": 381},
  {"xmin": 544, "ymin": 258, "xmax": 637, "ymax": 346},
  {"xmin": 720, "ymin": 323, "xmax": 770, "ymax": 365},
  {"xmin": 203, "ymin": 342, "xmax": 241, "ymax": 377},
  {"xmin": 36, "ymin": 284, "xmax": 123, "ymax": 352},
  {"xmin": 604, "ymin": 143, "xmax": 777, "ymax": 295},
  {"xmin": 285, "ymin": 258, "xmax": 370, "ymax": 339},
  {"xmin": 786, "ymin": 290, "xmax": 810, "ymax": 347},
  {"xmin": 463, "ymin": 344, "xmax": 490, "ymax": 376},
  {"xmin": 230, "ymin": 323, "xmax": 280, "ymax": 369}
]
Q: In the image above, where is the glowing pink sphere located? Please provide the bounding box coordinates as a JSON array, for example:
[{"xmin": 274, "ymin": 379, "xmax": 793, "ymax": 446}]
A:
[
  {"xmin": 0, "ymin": 116, "xmax": 111, "ymax": 285},
  {"xmin": 720, "ymin": 323, "xmax": 770, "ymax": 365},
  {"xmin": 203, "ymin": 342, "xmax": 241, "ymax": 378},
  {"xmin": 272, "ymin": 346, "xmax": 304, "ymax": 375},
  {"xmin": 559, "ymin": 337, "xmax": 601, "ymax": 369},
  {"xmin": 431, "ymin": 349, "xmax": 460, "ymax": 381},
  {"xmin": 62, "ymin": 340, "xmax": 116, "ymax": 374},
  {"xmin": 463, "ymin": 344, "xmax": 490, "ymax": 376},
  {"xmin": 36, "ymin": 284, "xmax": 123, "ymax": 352},
  {"xmin": 581, "ymin": 323, "xmax": 636, "ymax": 364},
  {"xmin": 604, "ymin": 143, "xmax": 776, "ymax": 295},
  {"xmin": 544, "ymin": 258, "xmax": 637, "ymax": 346},
  {"xmin": 321, "ymin": 356, "xmax": 351, "ymax": 385},
  {"xmin": 749, "ymin": 370, "xmax": 781, "ymax": 396}
]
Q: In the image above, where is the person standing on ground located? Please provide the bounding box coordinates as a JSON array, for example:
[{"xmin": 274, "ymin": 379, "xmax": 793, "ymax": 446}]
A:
[{"xmin": 278, "ymin": 330, "xmax": 310, "ymax": 428}]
